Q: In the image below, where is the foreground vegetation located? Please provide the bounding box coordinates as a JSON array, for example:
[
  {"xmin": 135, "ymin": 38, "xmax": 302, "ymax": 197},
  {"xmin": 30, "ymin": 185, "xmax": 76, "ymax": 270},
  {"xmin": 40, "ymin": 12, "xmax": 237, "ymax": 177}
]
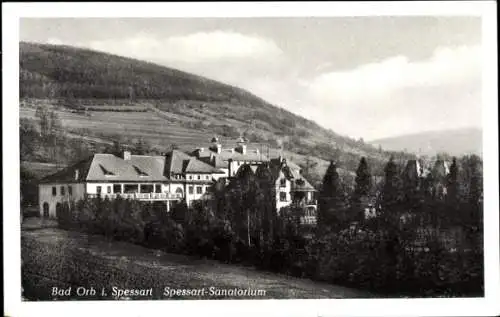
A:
[
  {"xmin": 22, "ymin": 225, "xmax": 373, "ymax": 300},
  {"xmin": 53, "ymin": 153, "xmax": 483, "ymax": 297}
]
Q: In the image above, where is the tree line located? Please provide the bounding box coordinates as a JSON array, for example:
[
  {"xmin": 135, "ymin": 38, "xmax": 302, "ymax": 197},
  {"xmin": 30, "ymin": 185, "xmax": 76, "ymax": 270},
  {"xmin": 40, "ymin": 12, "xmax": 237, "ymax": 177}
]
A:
[{"xmin": 55, "ymin": 153, "xmax": 483, "ymax": 297}]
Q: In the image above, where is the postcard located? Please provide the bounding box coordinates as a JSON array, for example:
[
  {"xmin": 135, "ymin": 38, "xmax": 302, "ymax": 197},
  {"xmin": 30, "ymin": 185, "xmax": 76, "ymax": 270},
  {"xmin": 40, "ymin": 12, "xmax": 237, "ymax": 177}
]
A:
[{"xmin": 3, "ymin": 2, "xmax": 499, "ymax": 317}]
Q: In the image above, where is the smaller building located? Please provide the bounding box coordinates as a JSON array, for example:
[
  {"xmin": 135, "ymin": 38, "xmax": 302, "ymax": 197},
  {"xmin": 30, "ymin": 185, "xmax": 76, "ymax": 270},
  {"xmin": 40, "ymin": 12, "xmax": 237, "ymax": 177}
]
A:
[
  {"xmin": 191, "ymin": 136, "xmax": 268, "ymax": 178},
  {"xmin": 268, "ymin": 156, "xmax": 318, "ymax": 225}
]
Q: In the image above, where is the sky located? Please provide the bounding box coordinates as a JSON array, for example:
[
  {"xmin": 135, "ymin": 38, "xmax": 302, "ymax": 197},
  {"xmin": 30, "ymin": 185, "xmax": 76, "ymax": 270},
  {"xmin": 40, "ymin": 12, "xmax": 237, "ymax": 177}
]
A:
[{"xmin": 20, "ymin": 17, "xmax": 483, "ymax": 140}]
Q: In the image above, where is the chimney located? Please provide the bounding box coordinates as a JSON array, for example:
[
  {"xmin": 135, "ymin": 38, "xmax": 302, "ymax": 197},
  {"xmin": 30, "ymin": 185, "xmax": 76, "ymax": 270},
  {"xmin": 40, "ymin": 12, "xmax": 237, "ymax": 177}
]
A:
[
  {"xmin": 236, "ymin": 137, "xmax": 247, "ymax": 154},
  {"xmin": 237, "ymin": 144, "xmax": 247, "ymax": 155},
  {"xmin": 195, "ymin": 147, "xmax": 204, "ymax": 158},
  {"xmin": 123, "ymin": 150, "xmax": 131, "ymax": 160},
  {"xmin": 210, "ymin": 137, "xmax": 222, "ymax": 154}
]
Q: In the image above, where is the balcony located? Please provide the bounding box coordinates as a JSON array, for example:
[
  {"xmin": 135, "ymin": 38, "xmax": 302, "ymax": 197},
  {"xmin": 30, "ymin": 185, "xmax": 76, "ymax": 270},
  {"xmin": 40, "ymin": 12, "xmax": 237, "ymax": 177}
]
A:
[
  {"xmin": 305, "ymin": 199, "xmax": 317, "ymax": 206},
  {"xmin": 300, "ymin": 215, "xmax": 317, "ymax": 225},
  {"xmin": 87, "ymin": 193, "xmax": 182, "ymax": 201}
]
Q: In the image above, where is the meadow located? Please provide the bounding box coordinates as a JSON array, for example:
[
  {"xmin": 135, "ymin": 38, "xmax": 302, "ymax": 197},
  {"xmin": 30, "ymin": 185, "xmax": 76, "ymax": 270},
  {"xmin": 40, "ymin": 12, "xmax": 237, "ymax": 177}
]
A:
[{"xmin": 22, "ymin": 225, "xmax": 373, "ymax": 300}]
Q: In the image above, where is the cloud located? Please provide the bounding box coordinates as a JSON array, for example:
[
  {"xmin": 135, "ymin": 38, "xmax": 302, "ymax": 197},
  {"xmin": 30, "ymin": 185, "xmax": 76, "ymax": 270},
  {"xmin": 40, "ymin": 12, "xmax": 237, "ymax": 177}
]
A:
[
  {"xmin": 303, "ymin": 45, "xmax": 482, "ymax": 139},
  {"xmin": 87, "ymin": 31, "xmax": 283, "ymax": 64},
  {"xmin": 309, "ymin": 45, "xmax": 481, "ymax": 103}
]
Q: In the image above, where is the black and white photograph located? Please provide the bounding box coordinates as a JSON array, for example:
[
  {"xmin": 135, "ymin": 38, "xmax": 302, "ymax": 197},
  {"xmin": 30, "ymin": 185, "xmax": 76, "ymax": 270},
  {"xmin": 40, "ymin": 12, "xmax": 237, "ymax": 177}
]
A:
[{"xmin": 3, "ymin": 2, "xmax": 499, "ymax": 317}]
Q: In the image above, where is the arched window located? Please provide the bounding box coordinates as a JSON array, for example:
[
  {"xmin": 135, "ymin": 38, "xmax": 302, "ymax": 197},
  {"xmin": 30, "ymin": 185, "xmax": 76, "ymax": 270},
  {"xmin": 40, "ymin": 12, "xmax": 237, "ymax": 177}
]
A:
[
  {"xmin": 42, "ymin": 202, "xmax": 49, "ymax": 218},
  {"xmin": 175, "ymin": 187, "xmax": 183, "ymax": 197}
]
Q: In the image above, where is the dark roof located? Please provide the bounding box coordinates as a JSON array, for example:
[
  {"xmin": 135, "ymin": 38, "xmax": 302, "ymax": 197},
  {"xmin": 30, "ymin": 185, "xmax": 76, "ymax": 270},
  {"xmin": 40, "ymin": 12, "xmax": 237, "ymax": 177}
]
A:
[
  {"xmin": 164, "ymin": 150, "xmax": 224, "ymax": 177},
  {"xmin": 165, "ymin": 150, "xmax": 192, "ymax": 175},
  {"xmin": 185, "ymin": 158, "xmax": 224, "ymax": 174},
  {"xmin": 39, "ymin": 156, "xmax": 94, "ymax": 184},
  {"xmin": 196, "ymin": 146, "xmax": 268, "ymax": 163},
  {"xmin": 291, "ymin": 177, "xmax": 316, "ymax": 192},
  {"xmin": 268, "ymin": 159, "xmax": 316, "ymax": 191}
]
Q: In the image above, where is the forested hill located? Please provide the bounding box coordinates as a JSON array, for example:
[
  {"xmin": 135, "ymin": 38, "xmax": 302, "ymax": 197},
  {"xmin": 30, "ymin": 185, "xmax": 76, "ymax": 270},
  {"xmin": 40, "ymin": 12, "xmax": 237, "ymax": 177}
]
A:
[
  {"xmin": 19, "ymin": 42, "xmax": 414, "ymax": 181},
  {"xmin": 20, "ymin": 42, "xmax": 272, "ymax": 103}
]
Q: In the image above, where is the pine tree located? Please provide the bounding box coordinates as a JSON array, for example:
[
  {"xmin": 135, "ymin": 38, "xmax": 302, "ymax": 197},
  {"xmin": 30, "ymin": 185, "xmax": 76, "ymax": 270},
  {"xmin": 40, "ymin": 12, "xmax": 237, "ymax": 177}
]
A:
[
  {"xmin": 354, "ymin": 157, "xmax": 371, "ymax": 197},
  {"xmin": 318, "ymin": 160, "xmax": 347, "ymax": 227},
  {"xmin": 467, "ymin": 155, "xmax": 482, "ymax": 228},
  {"xmin": 352, "ymin": 157, "xmax": 371, "ymax": 222},
  {"xmin": 446, "ymin": 157, "xmax": 459, "ymax": 204},
  {"xmin": 381, "ymin": 156, "xmax": 400, "ymax": 216}
]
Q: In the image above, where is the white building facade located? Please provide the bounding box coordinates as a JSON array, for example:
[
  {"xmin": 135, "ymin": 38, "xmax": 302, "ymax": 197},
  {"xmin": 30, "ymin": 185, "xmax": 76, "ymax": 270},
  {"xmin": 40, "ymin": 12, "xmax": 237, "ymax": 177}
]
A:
[{"xmin": 38, "ymin": 150, "xmax": 224, "ymax": 218}]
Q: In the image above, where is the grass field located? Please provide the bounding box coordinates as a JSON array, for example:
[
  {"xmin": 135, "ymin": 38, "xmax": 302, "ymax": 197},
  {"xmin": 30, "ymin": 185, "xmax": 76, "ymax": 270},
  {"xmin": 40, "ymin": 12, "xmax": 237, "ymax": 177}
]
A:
[
  {"xmin": 21, "ymin": 161, "xmax": 67, "ymax": 179},
  {"xmin": 22, "ymin": 223, "xmax": 374, "ymax": 300},
  {"xmin": 20, "ymin": 106, "xmax": 213, "ymax": 149}
]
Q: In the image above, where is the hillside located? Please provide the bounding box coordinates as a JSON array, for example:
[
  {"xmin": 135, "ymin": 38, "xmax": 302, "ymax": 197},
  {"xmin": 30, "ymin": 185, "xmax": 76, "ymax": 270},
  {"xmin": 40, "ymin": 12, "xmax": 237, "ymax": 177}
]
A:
[
  {"xmin": 19, "ymin": 42, "xmax": 413, "ymax": 185},
  {"xmin": 370, "ymin": 128, "xmax": 482, "ymax": 157}
]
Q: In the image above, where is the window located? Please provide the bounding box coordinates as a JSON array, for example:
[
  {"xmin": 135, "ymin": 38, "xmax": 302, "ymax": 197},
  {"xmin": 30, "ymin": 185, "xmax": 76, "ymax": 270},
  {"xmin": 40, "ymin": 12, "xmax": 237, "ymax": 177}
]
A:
[
  {"xmin": 280, "ymin": 192, "xmax": 287, "ymax": 202},
  {"xmin": 280, "ymin": 178, "xmax": 287, "ymax": 187},
  {"xmin": 175, "ymin": 187, "xmax": 184, "ymax": 197},
  {"xmin": 68, "ymin": 186, "xmax": 73, "ymax": 196},
  {"xmin": 113, "ymin": 184, "xmax": 122, "ymax": 194},
  {"xmin": 188, "ymin": 186, "xmax": 194, "ymax": 194},
  {"xmin": 124, "ymin": 184, "xmax": 139, "ymax": 193},
  {"xmin": 196, "ymin": 186, "xmax": 203, "ymax": 194},
  {"xmin": 197, "ymin": 175, "xmax": 201, "ymax": 180},
  {"xmin": 60, "ymin": 186, "xmax": 65, "ymax": 195},
  {"xmin": 206, "ymin": 175, "xmax": 210, "ymax": 180},
  {"xmin": 140, "ymin": 184, "xmax": 154, "ymax": 193},
  {"xmin": 107, "ymin": 186, "xmax": 112, "ymax": 194},
  {"xmin": 96, "ymin": 186, "xmax": 102, "ymax": 194},
  {"xmin": 52, "ymin": 186, "xmax": 57, "ymax": 196},
  {"xmin": 188, "ymin": 175, "xmax": 192, "ymax": 180},
  {"xmin": 155, "ymin": 184, "xmax": 162, "ymax": 193}
]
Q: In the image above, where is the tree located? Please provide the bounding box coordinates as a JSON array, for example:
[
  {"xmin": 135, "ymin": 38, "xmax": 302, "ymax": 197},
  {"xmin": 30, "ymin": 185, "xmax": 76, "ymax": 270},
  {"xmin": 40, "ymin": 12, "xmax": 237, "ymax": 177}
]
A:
[
  {"xmin": 227, "ymin": 164, "xmax": 259, "ymax": 246},
  {"xmin": 35, "ymin": 106, "xmax": 50, "ymax": 139},
  {"xmin": 134, "ymin": 138, "xmax": 150, "ymax": 155},
  {"xmin": 381, "ymin": 156, "xmax": 401, "ymax": 215},
  {"xmin": 446, "ymin": 157, "xmax": 459, "ymax": 205},
  {"xmin": 465, "ymin": 155, "xmax": 483, "ymax": 228},
  {"xmin": 352, "ymin": 157, "xmax": 371, "ymax": 221},
  {"xmin": 303, "ymin": 156, "xmax": 318, "ymax": 178},
  {"xmin": 107, "ymin": 140, "xmax": 122, "ymax": 156},
  {"xmin": 318, "ymin": 161, "xmax": 348, "ymax": 228},
  {"xmin": 20, "ymin": 166, "xmax": 38, "ymax": 207},
  {"xmin": 255, "ymin": 164, "xmax": 278, "ymax": 246},
  {"xmin": 353, "ymin": 157, "xmax": 371, "ymax": 197},
  {"xmin": 49, "ymin": 109, "xmax": 62, "ymax": 138},
  {"xmin": 19, "ymin": 118, "xmax": 38, "ymax": 161}
]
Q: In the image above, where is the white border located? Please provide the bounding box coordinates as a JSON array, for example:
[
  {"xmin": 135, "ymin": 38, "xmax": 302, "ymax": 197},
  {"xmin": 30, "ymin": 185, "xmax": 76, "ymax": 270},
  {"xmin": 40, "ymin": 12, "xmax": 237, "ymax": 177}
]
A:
[{"xmin": 3, "ymin": 2, "xmax": 499, "ymax": 317}]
